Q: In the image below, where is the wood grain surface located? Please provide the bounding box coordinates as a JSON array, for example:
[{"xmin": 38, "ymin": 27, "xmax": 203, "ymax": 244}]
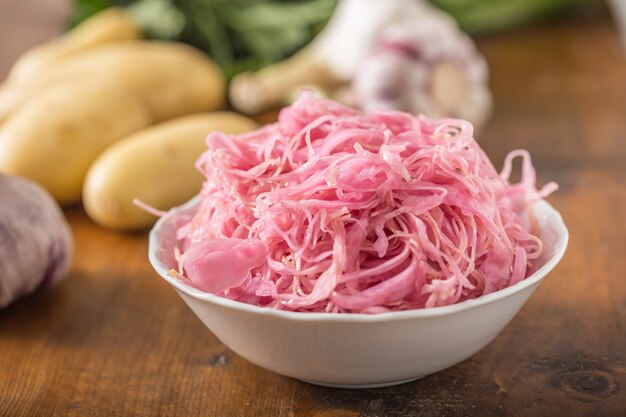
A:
[{"xmin": 1, "ymin": 1, "xmax": 625, "ymax": 416}]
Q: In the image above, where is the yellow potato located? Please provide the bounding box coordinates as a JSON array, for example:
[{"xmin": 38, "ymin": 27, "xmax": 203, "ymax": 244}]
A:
[
  {"xmin": 83, "ymin": 112, "xmax": 258, "ymax": 231},
  {"xmin": 0, "ymin": 41, "xmax": 225, "ymax": 124},
  {"xmin": 8, "ymin": 8, "xmax": 141, "ymax": 83},
  {"xmin": 0, "ymin": 78, "xmax": 151, "ymax": 205}
]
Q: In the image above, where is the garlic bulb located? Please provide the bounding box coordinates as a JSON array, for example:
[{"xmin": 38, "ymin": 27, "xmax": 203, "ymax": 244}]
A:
[
  {"xmin": 352, "ymin": 12, "xmax": 492, "ymax": 130},
  {"xmin": 0, "ymin": 174, "xmax": 73, "ymax": 308}
]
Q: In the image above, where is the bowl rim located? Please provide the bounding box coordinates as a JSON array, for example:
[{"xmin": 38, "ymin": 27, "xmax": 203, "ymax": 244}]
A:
[{"xmin": 148, "ymin": 197, "xmax": 568, "ymax": 322}]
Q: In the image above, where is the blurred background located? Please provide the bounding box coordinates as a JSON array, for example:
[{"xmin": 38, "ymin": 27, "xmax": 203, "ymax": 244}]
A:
[
  {"xmin": 0, "ymin": 0, "xmax": 620, "ymax": 135},
  {"xmin": 0, "ymin": 0, "xmax": 614, "ymax": 79},
  {"xmin": 1, "ymin": 1, "xmax": 625, "ymax": 415}
]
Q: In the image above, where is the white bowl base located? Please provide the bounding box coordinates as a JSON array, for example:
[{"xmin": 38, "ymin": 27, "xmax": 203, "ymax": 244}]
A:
[{"xmin": 300, "ymin": 376, "xmax": 425, "ymax": 389}]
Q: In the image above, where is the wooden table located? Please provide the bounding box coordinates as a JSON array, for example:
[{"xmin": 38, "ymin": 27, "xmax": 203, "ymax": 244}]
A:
[{"xmin": 1, "ymin": 2, "xmax": 625, "ymax": 416}]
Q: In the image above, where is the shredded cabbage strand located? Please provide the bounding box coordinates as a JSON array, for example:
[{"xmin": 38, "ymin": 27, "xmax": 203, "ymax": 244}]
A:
[{"xmin": 173, "ymin": 92, "xmax": 557, "ymax": 313}]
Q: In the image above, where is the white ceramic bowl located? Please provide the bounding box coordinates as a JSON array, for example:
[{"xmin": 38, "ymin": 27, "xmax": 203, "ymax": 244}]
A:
[{"xmin": 149, "ymin": 198, "xmax": 568, "ymax": 388}]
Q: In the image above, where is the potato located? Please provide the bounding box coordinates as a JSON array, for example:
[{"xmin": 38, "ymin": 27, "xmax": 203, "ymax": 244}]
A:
[
  {"xmin": 83, "ymin": 112, "xmax": 258, "ymax": 230},
  {"xmin": 0, "ymin": 173, "xmax": 73, "ymax": 308},
  {"xmin": 0, "ymin": 41, "xmax": 225, "ymax": 124},
  {"xmin": 0, "ymin": 78, "xmax": 151, "ymax": 205},
  {"xmin": 8, "ymin": 8, "xmax": 141, "ymax": 83}
]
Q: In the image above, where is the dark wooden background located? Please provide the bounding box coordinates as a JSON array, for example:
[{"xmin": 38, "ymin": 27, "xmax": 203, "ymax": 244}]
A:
[{"xmin": 1, "ymin": 1, "xmax": 625, "ymax": 416}]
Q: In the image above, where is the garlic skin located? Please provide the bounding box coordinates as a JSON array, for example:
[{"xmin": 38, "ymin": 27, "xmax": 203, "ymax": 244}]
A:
[
  {"xmin": 311, "ymin": 0, "xmax": 434, "ymax": 80},
  {"xmin": 0, "ymin": 174, "xmax": 73, "ymax": 308},
  {"xmin": 352, "ymin": 12, "xmax": 492, "ymax": 131}
]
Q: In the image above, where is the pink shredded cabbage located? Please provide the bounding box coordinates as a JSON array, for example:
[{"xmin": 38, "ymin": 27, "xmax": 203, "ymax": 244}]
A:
[{"xmin": 172, "ymin": 92, "xmax": 557, "ymax": 313}]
